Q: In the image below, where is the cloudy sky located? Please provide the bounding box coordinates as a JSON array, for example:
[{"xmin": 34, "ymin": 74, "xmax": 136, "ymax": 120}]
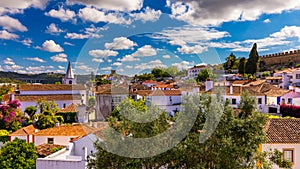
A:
[{"xmin": 0, "ymin": 0, "xmax": 300, "ymax": 75}]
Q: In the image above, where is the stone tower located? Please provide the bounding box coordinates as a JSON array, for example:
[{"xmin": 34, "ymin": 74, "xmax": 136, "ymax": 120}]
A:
[{"xmin": 63, "ymin": 61, "xmax": 76, "ymax": 84}]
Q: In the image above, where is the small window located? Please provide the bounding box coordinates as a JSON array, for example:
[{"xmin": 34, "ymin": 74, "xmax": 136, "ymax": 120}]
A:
[
  {"xmin": 69, "ymin": 81, "xmax": 73, "ymax": 84},
  {"xmin": 282, "ymin": 98, "xmax": 285, "ymax": 104},
  {"xmin": 47, "ymin": 138, "xmax": 54, "ymax": 144},
  {"xmin": 63, "ymin": 103, "xmax": 66, "ymax": 108},
  {"xmin": 258, "ymin": 98, "xmax": 262, "ymax": 104},
  {"xmin": 283, "ymin": 149, "xmax": 294, "ymax": 162},
  {"xmin": 288, "ymin": 98, "xmax": 292, "ymax": 104},
  {"xmin": 232, "ymin": 98, "xmax": 236, "ymax": 105},
  {"xmin": 296, "ymin": 74, "xmax": 300, "ymax": 79}
]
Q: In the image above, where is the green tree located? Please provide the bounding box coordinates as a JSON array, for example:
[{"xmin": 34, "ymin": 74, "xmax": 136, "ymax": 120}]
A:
[
  {"xmin": 166, "ymin": 66, "xmax": 179, "ymax": 77},
  {"xmin": 223, "ymin": 53, "xmax": 236, "ymax": 70},
  {"xmin": 196, "ymin": 68, "xmax": 216, "ymax": 82},
  {"xmin": 24, "ymin": 106, "xmax": 37, "ymax": 119},
  {"xmin": 0, "ymin": 138, "xmax": 37, "ymax": 169},
  {"xmin": 34, "ymin": 99, "xmax": 63, "ymax": 130},
  {"xmin": 88, "ymin": 92, "xmax": 290, "ymax": 169},
  {"xmin": 0, "ymin": 85, "xmax": 11, "ymax": 102},
  {"xmin": 238, "ymin": 57, "xmax": 246, "ymax": 74},
  {"xmin": 245, "ymin": 43, "xmax": 260, "ymax": 75},
  {"xmin": 134, "ymin": 73, "xmax": 156, "ymax": 81}
]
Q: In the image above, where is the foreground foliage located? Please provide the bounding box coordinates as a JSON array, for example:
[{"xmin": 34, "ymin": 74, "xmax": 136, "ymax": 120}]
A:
[
  {"xmin": 0, "ymin": 138, "xmax": 37, "ymax": 169},
  {"xmin": 88, "ymin": 92, "xmax": 291, "ymax": 169}
]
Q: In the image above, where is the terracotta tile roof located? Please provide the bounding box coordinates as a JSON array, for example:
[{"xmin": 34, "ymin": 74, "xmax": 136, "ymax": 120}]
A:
[
  {"xmin": 264, "ymin": 89, "xmax": 290, "ymax": 97},
  {"xmin": 37, "ymin": 144, "xmax": 65, "ymax": 158},
  {"xmin": 70, "ymin": 122, "xmax": 108, "ymax": 142},
  {"xmin": 57, "ymin": 103, "xmax": 78, "ymax": 113},
  {"xmin": 1, "ymin": 94, "xmax": 10, "ymax": 102},
  {"xmin": 266, "ymin": 77, "xmax": 282, "ymax": 80},
  {"xmin": 96, "ymin": 84, "xmax": 129, "ymax": 95},
  {"xmin": 15, "ymin": 94, "xmax": 82, "ymax": 102},
  {"xmin": 232, "ymin": 80, "xmax": 251, "ymax": 85},
  {"xmin": 209, "ymin": 86, "xmax": 265, "ymax": 96},
  {"xmin": 142, "ymin": 80, "xmax": 157, "ymax": 84},
  {"xmin": 9, "ymin": 125, "xmax": 37, "ymax": 136},
  {"xmin": 149, "ymin": 90, "xmax": 182, "ymax": 96},
  {"xmin": 34, "ymin": 124, "xmax": 97, "ymax": 136},
  {"xmin": 266, "ymin": 118, "xmax": 300, "ymax": 144},
  {"xmin": 19, "ymin": 84, "xmax": 85, "ymax": 91}
]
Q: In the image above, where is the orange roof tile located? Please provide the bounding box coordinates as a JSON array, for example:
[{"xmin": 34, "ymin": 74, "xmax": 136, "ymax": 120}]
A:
[
  {"xmin": 34, "ymin": 124, "xmax": 97, "ymax": 136},
  {"xmin": 15, "ymin": 94, "xmax": 82, "ymax": 102},
  {"xmin": 57, "ymin": 103, "xmax": 78, "ymax": 113},
  {"xmin": 19, "ymin": 84, "xmax": 85, "ymax": 91},
  {"xmin": 9, "ymin": 125, "xmax": 37, "ymax": 136},
  {"xmin": 266, "ymin": 118, "xmax": 300, "ymax": 144},
  {"xmin": 37, "ymin": 144, "xmax": 65, "ymax": 157}
]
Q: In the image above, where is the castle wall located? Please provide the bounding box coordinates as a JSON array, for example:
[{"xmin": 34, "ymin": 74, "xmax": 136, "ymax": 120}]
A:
[{"xmin": 260, "ymin": 50, "xmax": 300, "ymax": 65}]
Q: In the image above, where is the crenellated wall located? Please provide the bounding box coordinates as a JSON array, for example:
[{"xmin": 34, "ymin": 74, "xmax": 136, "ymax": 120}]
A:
[{"xmin": 260, "ymin": 49, "xmax": 300, "ymax": 65}]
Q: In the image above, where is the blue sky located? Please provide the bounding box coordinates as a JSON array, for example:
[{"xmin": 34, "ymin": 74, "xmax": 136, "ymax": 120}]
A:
[{"xmin": 0, "ymin": 0, "xmax": 300, "ymax": 75}]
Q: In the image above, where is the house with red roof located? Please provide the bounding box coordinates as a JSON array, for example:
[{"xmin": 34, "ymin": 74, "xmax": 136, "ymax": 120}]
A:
[{"xmin": 262, "ymin": 118, "xmax": 300, "ymax": 169}]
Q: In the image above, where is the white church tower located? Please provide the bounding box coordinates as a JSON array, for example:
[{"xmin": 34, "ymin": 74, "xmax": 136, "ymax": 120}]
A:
[{"xmin": 63, "ymin": 61, "xmax": 76, "ymax": 84}]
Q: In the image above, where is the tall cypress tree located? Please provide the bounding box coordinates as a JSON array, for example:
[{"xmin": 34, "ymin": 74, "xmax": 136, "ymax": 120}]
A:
[
  {"xmin": 245, "ymin": 43, "xmax": 259, "ymax": 75},
  {"xmin": 238, "ymin": 57, "xmax": 246, "ymax": 75}
]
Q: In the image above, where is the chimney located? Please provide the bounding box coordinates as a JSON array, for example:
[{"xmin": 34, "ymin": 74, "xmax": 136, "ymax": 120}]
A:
[
  {"xmin": 282, "ymin": 72, "xmax": 289, "ymax": 89},
  {"xmin": 230, "ymin": 85, "xmax": 233, "ymax": 95},
  {"xmin": 205, "ymin": 79, "xmax": 213, "ymax": 92}
]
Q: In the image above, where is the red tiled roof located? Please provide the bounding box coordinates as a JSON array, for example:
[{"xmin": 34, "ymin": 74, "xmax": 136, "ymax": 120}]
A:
[
  {"xmin": 15, "ymin": 94, "xmax": 82, "ymax": 102},
  {"xmin": 266, "ymin": 118, "xmax": 300, "ymax": 144},
  {"xmin": 9, "ymin": 125, "xmax": 37, "ymax": 136},
  {"xmin": 19, "ymin": 84, "xmax": 85, "ymax": 91},
  {"xmin": 57, "ymin": 103, "xmax": 78, "ymax": 113},
  {"xmin": 36, "ymin": 144, "xmax": 65, "ymax": 157},
  {"xmin": 34, "ymin": 124, "xmax": 97, "ymax": 136}
]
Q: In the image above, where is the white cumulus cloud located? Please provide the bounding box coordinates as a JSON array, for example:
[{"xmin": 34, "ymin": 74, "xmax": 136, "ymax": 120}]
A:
[
  {"xmin": 131, "ymin": 7, "xmax": 162, "ymax": 22},
  {"xmin": 38, "ymin": 40, "xmax": 64, "ymax": 52},
  {"xmin": 45, "ymin": 7, "xmax": 76, "ymax": 22},
  {"xmin": 105, "ymin": 37, "xmax": 137, "ymax": 50},
  {"xmin": 0, "ymin": 30, "xmax": 19, "ymax": 40},
  {"xmin": 50, "ymin": 53, "xmax": 68, "ymax": 62},
  {"xmin": 46, "ymin": 23, "xmax": 65, "ymax": 35},
  {"xmin": 131, "ymin": 45, "xmax": 157, "ymax": 57},
  {"xmin": 89, "ymin": 49, "xmax": 118, "ymax": 58},
  {"xmin": 0, "ymin": 15, "xmax": 27, "ymax": 32},
  {"xmin": 24, "ymin": 57, "xmax": 46, "ymax": 63},
  {"xmin": 67, "ymin": 0, "xmax": 143, "ymax": 12}
]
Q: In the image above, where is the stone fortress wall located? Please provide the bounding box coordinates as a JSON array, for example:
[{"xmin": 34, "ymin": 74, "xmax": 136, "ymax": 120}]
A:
[{"xmin": 260, "ymin": 49, "xmax": 300, "ymax": 65}]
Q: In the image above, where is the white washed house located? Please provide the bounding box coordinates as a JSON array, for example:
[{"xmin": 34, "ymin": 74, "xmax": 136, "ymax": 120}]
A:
[{"xmin": 262, "ymin": 118, "xmax": 300, "ymax": 169}]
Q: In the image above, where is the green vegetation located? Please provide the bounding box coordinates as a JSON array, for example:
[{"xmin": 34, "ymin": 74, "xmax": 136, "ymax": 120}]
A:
[
  {"xmin": 245, "ymin": 43, "xmax": 260, "ymax": 75},
  {"xmin": 0, "ymin": 138, "xmax": 37, "ymax": 169},
  {"xmin": 24, "ymin": 106, "xmax": 37, "ymax": 119},
  {"xmin": 196, "ymin": 68, "xmax": 216, "ymax": 82},
  {"xmin": 238, "ymin": 57, "xmax": 246, "ymax": 74},
  {"xmin": 88, "ymin": 92, "xmax": 290, "ymax": 169},
  {"xmin": 33, "ymin": 99, "xmax": 64, "ymax": 129},
  {"xmin": 0, "ymin": 129, "xmax": 9, "ymax": 143}
]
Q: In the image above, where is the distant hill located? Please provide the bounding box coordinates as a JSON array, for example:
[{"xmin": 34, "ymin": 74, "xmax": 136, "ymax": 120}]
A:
[
  {"xmin": 0, "ymin": 71, "xmax": 102, "ymax": 84},
  {"xmin": 0, "ymin": 71, "xmax": 65, "ymax": 84}
]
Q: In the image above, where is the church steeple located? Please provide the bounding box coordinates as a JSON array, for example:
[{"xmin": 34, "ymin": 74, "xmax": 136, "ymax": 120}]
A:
[{"xmin": 63, "ymin": 61, "xmax": 76, "ymax": 84}]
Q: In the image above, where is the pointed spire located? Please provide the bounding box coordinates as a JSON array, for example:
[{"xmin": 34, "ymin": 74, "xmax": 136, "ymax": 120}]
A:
[{"xmin": 65, "ymin": 61, "xmax": 74, "ymax": 79}]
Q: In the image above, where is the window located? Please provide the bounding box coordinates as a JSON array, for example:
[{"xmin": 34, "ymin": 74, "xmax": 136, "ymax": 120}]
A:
[
  {"xmin": 63, "ymin": 103, "xmax": 66, "ymax": 108},
  {"xmin": 232, "ymin": 98, "xmax": 236, "ymax": 105},
  {"xmin": 282, "ymin": 98, "xmax": 285, "ymax": 104},
  {"xmin": 47, "ymin": 138, "xmax": 54, "ymax": 144},
  {"xmin": 69, "ymin": 80, "xmax": 73, "ymax": 84},
  {"xmin": 296, "ymin": 74, "xmax": 300, "ymax": 79},
  {"xmin": 283, "ymin": 149, "xmax": 294, "ymax": 162},
  {"xmin": 258, "ymin": 98, "xmax": 262, "ymax": 104},
  {"xmin": 288, "ymin": 98, "xmax": 292, "ymax": 104}
]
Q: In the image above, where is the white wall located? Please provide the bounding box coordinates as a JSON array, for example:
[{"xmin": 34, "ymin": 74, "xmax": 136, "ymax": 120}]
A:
[
  {"xmin": 222, "ymin": 95, "xmax": 265, "ymax": 111},
  {"xmin": 10, "ymin": 135, "xmax": 27, "ymax": 142},
  {"xmin": 146, "ymin": 95, "xmax": 181, "ymax": 113},
  {"xmin": 34, "ymin": 136, "xmax": 78, "ymax": 146},
  {"xmin": 292, "ymin": 71, "xmax": 300, "ymax": 83},
  {"xmin": 36, "ymin": 158, "xmax": 85, "ymax": 169},
  {"xmin": 262, "ymin": 143, "xmax": 300, "ymax": 169},
  {"xmin": 20, "ymin": 100, "xmax": 81, "ymax": 113}
]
